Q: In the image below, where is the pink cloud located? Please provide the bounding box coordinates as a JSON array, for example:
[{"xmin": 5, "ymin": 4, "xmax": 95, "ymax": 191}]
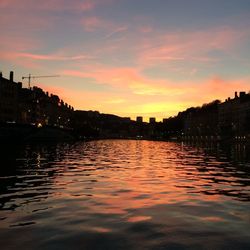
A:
[
  {"xmin": 0, "ymin": 0, "xmax": 13, "ymax": 8},
  {"xmin": 137, "ymin": 27, "xmax": 248, "ymax": 67},
  {"xmin": 139, "ymin": 25, "xmax": 153, "ymax": 34},
  {"xmin": 15, "ymin": 52, "xmax": 94, "ymax": 61},
  {"xmin": 198, "ymin": 76, "xmax": 250, "ymax": 102},
  {"xmin": 105, "ymin": 26, "xmax": 128, "ymax": 39},
  {"xmin": 81, "ymin": 16, "xmax": 104, "ymax": 31},
  {"xmin": 81, "ymin": 16, "xmax": 126, "ymax": 35},
  {"xmin": 0, "ymin": 2, "xmax": 56, "ymax": 33},
  {"xmin": 80, "ymin": 0, "xmax": 96, "ymax": 11},
  {"xmin": 0, "ymin": 0, "xmax": 98, "ymax": 11},
  {"xmin": 61, "ymin": 64, "xmax": 250, "ymax": 100},
  {"xmin": 0, "ymin": 35, "xmax": 41, "ymax": 52},
  {"xmin": 1, "ymin": 52, "xmax": 42, "ymax": 69},
  {"xmin": 62, "ymin": 67, "xmax": 141, "ymax": 89},
  {"xmin": 78, "ymin": 0, "xmax": 115, "ymax": 12},
  {"xmin": 0, "ymin": 34, "xmax": 44, "ymax": 68}
]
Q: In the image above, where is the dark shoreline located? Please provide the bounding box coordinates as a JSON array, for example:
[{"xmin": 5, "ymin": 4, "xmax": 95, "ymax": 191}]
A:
[
  {"xmin": 0, "ymin": 123, "xmax": 75, "ymax": 143},
  {"xmin": 1, "ymin": 123, "xmax": 250, "ymax": 147}
]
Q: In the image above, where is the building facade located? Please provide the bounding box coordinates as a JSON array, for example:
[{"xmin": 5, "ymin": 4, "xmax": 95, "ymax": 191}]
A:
[{"xmin": 0, "ymin": 71, "xmax": 73, "ymax": 128}]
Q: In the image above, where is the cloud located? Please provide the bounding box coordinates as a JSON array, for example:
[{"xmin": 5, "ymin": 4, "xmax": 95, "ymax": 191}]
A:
[
  {"xmin": 137, "ymin": 26, "xmax": 248, "ymax": 67},
  {"xmin": 42, "ymin": 74, "xmax": 250, "ymax": 120},
  {"xmin": 197, "ymin": 76, "xmax": 250, "ymax": 102},
  {"xmin": 80, "ymin": 0, "xmax": 96, "ymax": 11},
  {"xmin": 138, "ymin": 25, "xmax": 153, "ymax": 34},
  {"xmin": 61, "ymin": 64, "xmax": 250, "ymax": 103},
  {"xmin": 105, "ymin": 26, "xmax": 128, "ymax": 39},
  {"xmin": 1, "ymin": 1, "xmax": 250, "ymax": 120},
  {"xmin": 0, "ymin": 0, "xmax": 104, "ymax": 12},
  {"xmin": 39, "ymin": 63, "xmax": 250, "ymax": 120},
  {"xmin": 81, "ymin": 16, "xmax": 105, "ymax": 31},
  {"xmin": 16, "ymin": 52, "xmax": 94, "ymax": 61},
  {"xmin": 81, "ymin": 16, "xmax": 127, "ymax": 35},
  {"xmin": 0, "ymin": 34, "xmax": 45, "ymax": 68}
]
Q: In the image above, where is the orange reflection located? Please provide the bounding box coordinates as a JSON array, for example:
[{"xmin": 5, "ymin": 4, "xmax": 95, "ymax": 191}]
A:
[
  {"xmin": 52, "ymin": 140, "xmax": 244, "ymax": 217},
  {"xmin": 127, "ymin": 216, "xmax": 152, "ymax": 223},
  {"xmin": 91, "ymin": 227, "xmax": 112, "ymax": 233},
  {"xmin": 200, "ymin": 216, "xmax": 224, "ymax": 222}
]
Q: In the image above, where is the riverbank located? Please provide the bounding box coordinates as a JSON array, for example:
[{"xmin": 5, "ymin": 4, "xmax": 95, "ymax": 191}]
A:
[
  {"xmin": 0, "ymin": 123, "xmax": 75, "ymax": 143},
  {"xmin": 1, "ymin": 123, "xmax": 250, "ymax": 145}
]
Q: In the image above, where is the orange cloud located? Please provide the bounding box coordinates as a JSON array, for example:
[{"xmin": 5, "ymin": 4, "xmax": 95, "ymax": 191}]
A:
[
  {"xmin": 60, "ymin": 64, "xmax": 250, "ymax": 119},
  {"xmin": 37, "ymin": 68, "xmax": 250, "ymax": 121},
  {"xmin": 62, "ymin": 65, "xmax": 250, "ymax": 96},
  {"xmin": 196, "ymin": 76, "xmax": 250, "ymax": 103},
  {"xmin": 62, "ymin": 66, "xmax": 183, "ymax": 96}
]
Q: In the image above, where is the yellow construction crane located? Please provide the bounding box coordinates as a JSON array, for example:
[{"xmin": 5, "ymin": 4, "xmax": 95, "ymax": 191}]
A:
[{"xmin": 22, "ymin": 74, "xmax": 60, "ymax": 88}]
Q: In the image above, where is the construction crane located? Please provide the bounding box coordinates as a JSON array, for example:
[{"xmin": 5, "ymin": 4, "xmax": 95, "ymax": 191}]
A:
[{"xmin": 22, "ymin": 74, "xmax": 60, "ymax": 88}]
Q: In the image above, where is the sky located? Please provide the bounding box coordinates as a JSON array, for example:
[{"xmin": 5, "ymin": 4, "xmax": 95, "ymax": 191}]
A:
[{"xmin": 1, "ymin": 0, "xmax": 250, "ymax": 121}]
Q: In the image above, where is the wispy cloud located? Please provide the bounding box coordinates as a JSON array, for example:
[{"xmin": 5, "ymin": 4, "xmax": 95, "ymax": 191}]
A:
[
  {"xmin": 105, "ymin": 26, "xmax": 128, "ymax": 39},
  {"xmin": 0, "ymin": 0, "xmax": 111, "ymax": 12},
  {"xmin": 16, "ymin": 52, "xmax": 94, "ymax": 61},
  {"xmin": 61, "ymin": 64, "xmax": 250, "ymax": 102},
  {"xmin": 80, "ymin": 0, "xmax": 96, "ymax": 11},
  {"xmin": 137, "ymin": 27, "xmax": 246, "ymax": 67},
  {"xmin": 81, "ymin": 16, "xmax": 105, "ymax": 31}
]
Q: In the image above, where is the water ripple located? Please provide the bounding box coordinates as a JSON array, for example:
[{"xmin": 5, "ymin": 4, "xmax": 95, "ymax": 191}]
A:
[{"xmin": 0, "ymin": 140, "xmax": 250, "ymax": 249}]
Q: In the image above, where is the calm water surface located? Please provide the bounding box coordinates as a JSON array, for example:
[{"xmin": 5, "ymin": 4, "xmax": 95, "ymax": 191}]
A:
[{"xmin": 0, "ymin": 140, "xmax": 250, "ymax": 250}]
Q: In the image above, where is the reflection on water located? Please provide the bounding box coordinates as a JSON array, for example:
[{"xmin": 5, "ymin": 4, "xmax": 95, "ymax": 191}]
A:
[{"xmin": 0, "ymin": 140, "xmax": 249, "ymax": 250}]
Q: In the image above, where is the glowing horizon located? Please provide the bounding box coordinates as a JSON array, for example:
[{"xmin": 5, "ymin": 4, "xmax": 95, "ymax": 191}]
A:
[{"xmin": 1, "ymin": 0, "xmax": 250, "ymax": 122}]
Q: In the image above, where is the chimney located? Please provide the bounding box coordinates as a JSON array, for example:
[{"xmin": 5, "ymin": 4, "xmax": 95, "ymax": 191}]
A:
[
  {"xmin": 10, "ymin": 71, "xmax": 14, "ymax": 82},
  {"xmin": 235, "ymin": 91, "xmax": 238, "ymax": 98}
]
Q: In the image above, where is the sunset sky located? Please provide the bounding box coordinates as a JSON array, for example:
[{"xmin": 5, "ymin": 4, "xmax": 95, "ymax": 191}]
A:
[{"xmin": 1, "ymin": 0, "xmax": 250, "ymax": 121}]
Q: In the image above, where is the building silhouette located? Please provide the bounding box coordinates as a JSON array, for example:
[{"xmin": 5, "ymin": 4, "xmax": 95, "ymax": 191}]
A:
[
  {"xmin": 149, "ymin": 117, "xmax": 156, "ymax": 123},
  {"xmin": 136, "ymin": 116, "xmax": 143, "ymax": 123},
  {"xmin": 219, "ymin": 91, "xmax": 250, "ymax": 140},
  {"xmin": 0, "ymin": 71, "xmax": 73, "ymax": 128},
  {"xmin": 0, "ymin": 71, "xmax": 21, "ymax": 123},
  {"xmin": 1, "ymin": 70, "xmax": 250, "ymax": 142}
]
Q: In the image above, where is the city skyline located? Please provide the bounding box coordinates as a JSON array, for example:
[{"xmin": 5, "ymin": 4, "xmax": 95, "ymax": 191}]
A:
[{"xmin": 1, "ymin": 0, "xmax": 250, "ymax": 121}]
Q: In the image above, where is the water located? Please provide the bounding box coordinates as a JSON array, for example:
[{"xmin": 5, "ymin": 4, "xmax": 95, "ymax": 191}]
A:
[{"xmin": 0, "ymin": 140, "xmax": 249, "ymax": 250}]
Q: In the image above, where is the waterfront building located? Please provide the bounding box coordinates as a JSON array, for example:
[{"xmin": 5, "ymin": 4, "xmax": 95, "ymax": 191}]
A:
[
  {"xmin": 0, "ymin": 71, "xmax": 21, "ymax": 123},
  {"xmin": 149, "ymin": 117, "xmax": 156, "ymax": 123},
  {"xmin": 136, "ymin": 116, "xmax": 143, "ymax": 123},
  {"xmin": 183, "ymin": 101, "xmax": 220, "ymax": 141},
  {"xmin": 1, "ymin": 70, "xmax": 250, "ymax": 141},
  {"xmin": 0, "ymin": 71, "xmax": 73, "ymax": 128},
  {"xmin": 219, "ymin": 91, "xmax": 250, "ymax": 139}
]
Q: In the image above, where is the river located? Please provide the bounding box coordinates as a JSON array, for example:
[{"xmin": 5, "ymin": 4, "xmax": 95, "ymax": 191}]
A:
[{"xmin": 0, "ymin": 140, "xmax": 250, "ymax": 249}]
